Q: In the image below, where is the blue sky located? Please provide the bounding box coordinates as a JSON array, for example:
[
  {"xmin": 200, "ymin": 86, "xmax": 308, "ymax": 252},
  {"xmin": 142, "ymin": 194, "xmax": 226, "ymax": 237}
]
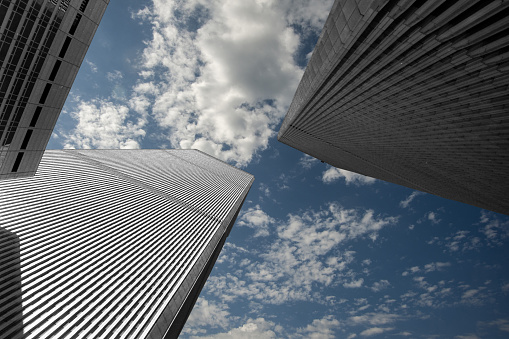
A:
[{"xmin": 47, "ymin": 0, "xmax": 509, "ymax": 338}]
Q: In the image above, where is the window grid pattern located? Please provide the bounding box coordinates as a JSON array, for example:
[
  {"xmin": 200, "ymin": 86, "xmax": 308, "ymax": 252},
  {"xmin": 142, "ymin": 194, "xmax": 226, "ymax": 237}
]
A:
[
  {"xmin": 0, "ymin": 149, "xmax": 254, "ymax": 339},
  {"xmin": 0, "ymin": 0, "xmax": 108, "ymax": 179}
]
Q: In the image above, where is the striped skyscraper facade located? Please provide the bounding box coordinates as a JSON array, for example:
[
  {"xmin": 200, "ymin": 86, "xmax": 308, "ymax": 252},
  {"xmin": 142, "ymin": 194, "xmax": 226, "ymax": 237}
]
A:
[
  {"xmin": 0, "ymin": 149, "xmax": 254, "ymax": 339},
  {"xmin": 278, "ymin": 0, "xmax": 509, "ymax": 215},
  {"xmin": 0, "ymin": 0, "xmax": 108, "ymax": 180}
]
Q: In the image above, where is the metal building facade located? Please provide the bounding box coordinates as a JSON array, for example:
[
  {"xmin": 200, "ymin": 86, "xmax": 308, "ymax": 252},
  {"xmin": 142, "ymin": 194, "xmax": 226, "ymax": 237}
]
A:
[
  {"xmin": 278, "ymin": 0, "xmax": 509, "ymax": 215},
  {"xmin": 0, "ymin": 149, "xmax": 254, "ymax": 339},
  {"xmin": 0, "ymin": 0, "xmax": 108, "ymax": 179}
]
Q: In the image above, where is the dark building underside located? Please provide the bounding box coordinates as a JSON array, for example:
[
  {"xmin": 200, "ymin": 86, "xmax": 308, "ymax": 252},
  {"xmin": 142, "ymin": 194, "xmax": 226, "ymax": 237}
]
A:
[{"xmin": 279, "ymin": 0, "xmax": 509, "ymax": 215}]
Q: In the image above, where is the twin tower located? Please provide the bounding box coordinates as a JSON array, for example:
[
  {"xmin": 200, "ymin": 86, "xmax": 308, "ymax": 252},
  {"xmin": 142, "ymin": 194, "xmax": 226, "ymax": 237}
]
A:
[{"xmin": 1, "ymin": 0, "xmax": 508, "ymax": 338}]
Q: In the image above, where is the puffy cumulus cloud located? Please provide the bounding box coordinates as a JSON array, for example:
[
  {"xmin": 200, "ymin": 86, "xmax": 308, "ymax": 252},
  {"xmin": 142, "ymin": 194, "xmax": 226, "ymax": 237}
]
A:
[
  {"xmin": 63, "ymin": 98, "xmax": 147, "ymax": 149},
  {"xmin": 206, "ymin": 203, "xmax": 398, "ymax": 304},
  {"xmin": 322, "ymin": 167, "xmax": 376, "ymax": 186},
  {"xmin": 238, "ymin": 205, "xmax": 275, "ymax": 237},
  {"xmin": 127, "ymin": 0, "xmax": 334, "ymax": 167},
  {"xmin": 182, "ymin": 298, "xmax": 231, "ymax": 336},
  {"xmin": 295, "ymin": 315, "xmax": 340, "ymax": 339},
  {"xmin": 399, "ymin": 191, "xmax": 424, "ymax": 208},
  {"xmin": 359, "ymin": 327, "xmax": 394, "ymax": 337}
]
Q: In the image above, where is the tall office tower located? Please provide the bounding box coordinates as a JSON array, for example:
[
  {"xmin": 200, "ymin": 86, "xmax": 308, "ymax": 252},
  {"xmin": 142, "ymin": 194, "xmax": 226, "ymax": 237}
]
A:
[
  {"xmin": 0, "ymin": 149, "xmax": 254, "ymax": 339},
  {"xmin": 279, "ymin": 0, "xmax": 509, "ymax": 215},
  {"xmin": 0, "ymin": 0, "xmax": 108, "ymax": 180}
]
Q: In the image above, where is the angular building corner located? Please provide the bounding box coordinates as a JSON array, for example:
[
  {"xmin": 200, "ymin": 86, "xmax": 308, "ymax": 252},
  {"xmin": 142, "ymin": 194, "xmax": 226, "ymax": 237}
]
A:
[
  {"xmin": 0, "ymin": 0, "xmax": 108, "ymax": 180},
  {"xmin": 0, "ymin": 149, "xmax": 254, "ymax": 339},
  {"xmin": 278, "ymin": 0, "xmax": 509, "ymax": 215}
]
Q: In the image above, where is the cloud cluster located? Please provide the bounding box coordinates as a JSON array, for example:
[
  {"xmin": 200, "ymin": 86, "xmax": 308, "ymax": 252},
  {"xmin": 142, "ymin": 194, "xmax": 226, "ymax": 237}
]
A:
[
  {"xmin": 63, "ymin": 98, "xmax": 147, "ymax": 149},
  {"xmin": 206, "ymin": 203, "xmax": 398, "ymax": 305},
  {"xmin": 63, "ymin": 0, "xmax": 336, "ymax": 165}
]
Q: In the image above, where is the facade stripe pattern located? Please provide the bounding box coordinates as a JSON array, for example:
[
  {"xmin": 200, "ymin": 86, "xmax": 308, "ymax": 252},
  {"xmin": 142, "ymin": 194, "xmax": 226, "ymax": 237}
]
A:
[{"xmin": 0, "ymin": 149, "xmax": 254, "ymax": 339}]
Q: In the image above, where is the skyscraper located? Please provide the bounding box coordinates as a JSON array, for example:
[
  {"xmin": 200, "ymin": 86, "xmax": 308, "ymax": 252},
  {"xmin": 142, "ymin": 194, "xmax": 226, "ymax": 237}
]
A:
[
  {"xmin": 0, "ymin": 149, "xmax": 254, "ymax": 339},
  {"xmin": 278, "ymin": 0, "xmax": 509, "ymax": 215},
  {"xmin": 0, "ymin": 0, "xmax": 108, "ymax": 180}
]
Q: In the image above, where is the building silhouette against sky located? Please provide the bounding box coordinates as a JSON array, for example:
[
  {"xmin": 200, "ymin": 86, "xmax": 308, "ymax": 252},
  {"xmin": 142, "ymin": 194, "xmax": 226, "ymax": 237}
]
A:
[
  {"xmin": 0, "ymin": 149, "xmax": 254, "ymax": 339},
  {"xmin": 279, "ymin": 0, "xmax": 509, "ymax": 215},
  {"xmin": 0, "ymin": 0, "xmax": 108, "ymax": 179}
]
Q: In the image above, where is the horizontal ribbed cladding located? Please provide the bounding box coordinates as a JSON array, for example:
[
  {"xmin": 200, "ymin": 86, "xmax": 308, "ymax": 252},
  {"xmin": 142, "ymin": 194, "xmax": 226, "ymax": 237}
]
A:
[
  {"xmin": 278, "ymin": 0, "xmax": 509, "ymax": 215},
  {"xmin": 69, "ymin": 149, "xmax": 249, "ymax": 222},
  {"xmin": 0, "ymin": 149, "xmax": 254, "ymax": 339}
]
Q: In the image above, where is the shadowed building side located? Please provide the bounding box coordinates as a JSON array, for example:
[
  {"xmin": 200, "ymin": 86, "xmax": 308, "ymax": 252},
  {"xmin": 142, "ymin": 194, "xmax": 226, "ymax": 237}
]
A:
[
  {"xmin": 278, "ymin": 0, "xmax": 509, "ymax": 215},
  {"xmin": 0, "ymin": 0, "xmax": 108, "ymax": 180}
]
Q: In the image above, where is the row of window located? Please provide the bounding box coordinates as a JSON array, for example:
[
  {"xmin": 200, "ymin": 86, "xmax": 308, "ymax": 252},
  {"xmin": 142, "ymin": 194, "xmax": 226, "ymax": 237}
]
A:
[{"xmin": 9, "ymin": 0, "xmax": 90, "ymax": 173}]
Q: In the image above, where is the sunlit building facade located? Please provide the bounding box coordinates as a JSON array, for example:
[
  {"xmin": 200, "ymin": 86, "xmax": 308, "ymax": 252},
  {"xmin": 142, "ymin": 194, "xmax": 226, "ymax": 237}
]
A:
[
  {"xmin": 0, "ymin": 0, "xmax": 108, "ymax": 179},
  {"xmin": 278, "ymin": 0, "xmax": 509, "ymax": 215},
  {"xmin": 0, "ymin": 149, "xmax": 254, "ymax": 339}
]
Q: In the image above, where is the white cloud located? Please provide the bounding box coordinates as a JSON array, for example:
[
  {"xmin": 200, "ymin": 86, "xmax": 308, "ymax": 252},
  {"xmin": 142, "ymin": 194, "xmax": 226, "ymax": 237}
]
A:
[
  {"xmin": 85, "ymin": 59, "xmax": 98, "ymax": 73},
  {"xmin": 360, "ymin": 327, "xmax": 394, "ymax": 337},
  {"xmin": 183, "ymin": 298, "xmax": 231, "ymax": 336},
  {"xmin": 479, "ymin": 211, "xmax": 509, "ymax": 246},
  {"xmin": 349, "ymin": 313, "xmax": 399, "ymax": 326},
  {"xmin": 106, "ymin": 70, "xmax": 123, "ymax": 81},
  {"xmin": 206, "ymin": 203, "xmax": 398, "ymax": 304},
  {"xmin": 399, "ymin": 191, "xmax": 424, "ymax": 208},
  {"xmin": 480, "ymin": 318, "xmax": 509, "ymax": 333},
  {"xmin": 258, "ymin": 183, "xmax": 271, "ymax": 198},
  {"xmin": 296, "ymin": 315, "xmax": 340, "ymax": 339},
  {"xmin": 322, "ymin": 167, "xmax": 376, "ymax": 186},
  {"xmin": 63, "ymin": 98, "xmax": 146, "ymax": 149},
  {"xmin": 454, "ymin": 335, "xmax": 480, "ymax": 339},
  {"xmin": 426, "ymin": 211, "xmax": 441, "ymax": 224},
  {"xmin": 128, "ymin": 0, "xmax": 327, "ymax": 167},
  {"xmin": 502, "ymin": 283, "xmax": 509, "ymax": 293},
  {"xmin": 189, "ymin": 318, "xmax": 279, "ymax": 339},
  {"xmin": 343, "ymin": 278, "xmax": 364, "ymax": 288},
  {"xmin": 238, "ymin": 205, "xmax": 275, "ymax": 237},
  {"xmin": 370, "ymin": 280, "xmax": 390, "ymax": 292},
  {"xmin": 423, "ymin": 262, "xmax": 451, "ymax": 273},
  {"xmin": 299, "ymin": 154, "xmax": 319, "ymax": 169},
  {"xmin": 187, "ymin": 315, "xmax": 341, "ymax": 339},
  {"xmin": 63, "ymin": 0, "xmax": 334, "ymax": 166}
]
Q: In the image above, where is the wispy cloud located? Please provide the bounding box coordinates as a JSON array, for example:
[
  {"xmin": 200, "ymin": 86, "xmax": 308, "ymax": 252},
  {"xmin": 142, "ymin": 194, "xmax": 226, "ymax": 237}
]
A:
[
  {"xmin": 299, "ymin": 154, "xmax": 318, "ymax": 169},
  {"xmin": 359, "ymin": 327, "xmax": 394, "ymax": 337},
  {"xmin": 85, "ymin": 59, "xmax": 98, "ymax": 73},
  {"xmin": 399, "ymin": 191, "xmax": 424, "ymax": 208}
]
